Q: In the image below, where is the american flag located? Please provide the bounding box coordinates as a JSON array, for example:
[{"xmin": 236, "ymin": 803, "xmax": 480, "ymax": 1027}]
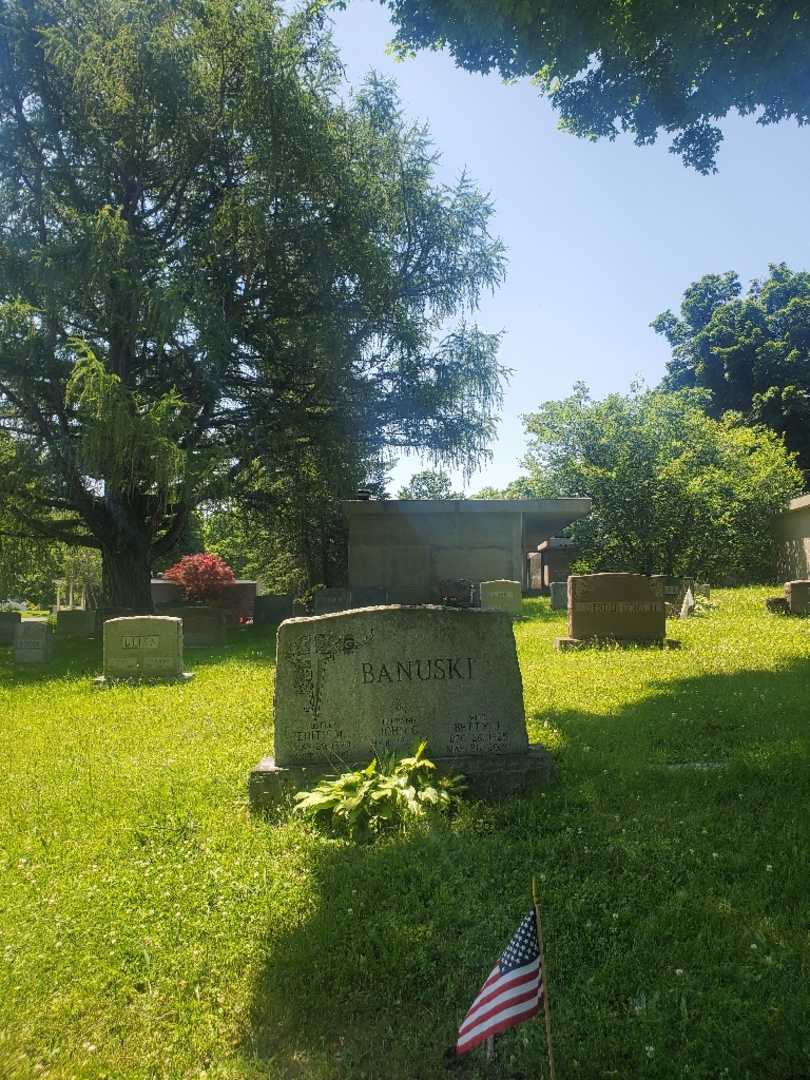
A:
[{"xmin": 455, "ymin": 910, "xmax": 543, "ymax": 1055}]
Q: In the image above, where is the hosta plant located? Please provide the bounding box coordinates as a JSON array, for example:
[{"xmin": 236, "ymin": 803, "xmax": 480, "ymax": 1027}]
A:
[{"xmin": 293, "ymin": 741, "xmax": 466, "ymax": 843}]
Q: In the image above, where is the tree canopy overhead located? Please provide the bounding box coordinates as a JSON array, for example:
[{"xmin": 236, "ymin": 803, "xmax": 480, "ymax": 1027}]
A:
[
  {"xmin": 655, "ymin": 263, "xmax": 810, "ymax": 475},
  {"xmin": 378, "ymin": 0, "xmax": 810, "ymax": 172},
  {"xmin": 0, "ymin": 0, "xmax": 506, "ymax": 609}
]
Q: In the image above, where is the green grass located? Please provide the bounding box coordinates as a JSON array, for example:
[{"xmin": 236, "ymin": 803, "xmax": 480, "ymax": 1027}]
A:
[{"xmin": 1, "ymin": 588, "xmax": 809, "ymax": 1079}]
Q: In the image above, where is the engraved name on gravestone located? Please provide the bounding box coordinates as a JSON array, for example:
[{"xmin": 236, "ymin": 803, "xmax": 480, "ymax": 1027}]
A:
[
  {"xmin": 273, "ymin": 606, "xmax": 528, "ymax": 768},
  {"xmin": 102, "ymin": 616, "xmax": 188, "ymax": 679},
  {"xmin": 479, "ymin": 580, "xmax": 522, "ymax": 615},
  {"xmin": 566, "ymin": 573, "xmax": 666, "ymax": 643},
  {"xmin": 13, "ymin": 620, "xmax": 53, "ymax": 663}
]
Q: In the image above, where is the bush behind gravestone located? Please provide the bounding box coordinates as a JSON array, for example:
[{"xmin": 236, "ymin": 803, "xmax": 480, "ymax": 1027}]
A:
[{"xmin": 162, "ymin": 554, "xmax": 236, "ymax": 602}]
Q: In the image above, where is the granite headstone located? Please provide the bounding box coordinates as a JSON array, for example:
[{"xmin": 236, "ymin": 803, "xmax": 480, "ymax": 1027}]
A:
[
  {"xmin": 479, "ymin": 579, "xmax": 522, "ymax": 615},
  {"xmin": 557, "ymin": 573, "xmax": 666, "ymax": 647},
  {"xmin": 0, "ymin": 610, "xmax": 21, "ymax": 645},
  {"xmin": 13, "ymin": 620, "xmax": 53, "ymax": 663},
  {"xmin": 99, "ymin": 616, "xmax": 191, "ymax": 681},
  {"xmin": 250, "ymin": 606, "xmax": 554, "ymax": 804}
]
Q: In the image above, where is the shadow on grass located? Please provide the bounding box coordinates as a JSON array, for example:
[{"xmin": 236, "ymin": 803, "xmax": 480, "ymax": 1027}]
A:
[
  {"xmin": 243, "ymin": 658, "xmax": 810, "ymax": 1080},
  {"xmin": 0, "ymin": 623, "xmax": 282, "ymax": 686}
]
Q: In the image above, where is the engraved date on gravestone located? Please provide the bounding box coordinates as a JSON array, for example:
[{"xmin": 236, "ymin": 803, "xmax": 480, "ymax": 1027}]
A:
[
  {"xmin": 123, "ymin": 635, "xmax": 160, "ymax": 650},
  {"xmin": 446, "ymin": 713, "xmax": 507, "ymax": 755}
]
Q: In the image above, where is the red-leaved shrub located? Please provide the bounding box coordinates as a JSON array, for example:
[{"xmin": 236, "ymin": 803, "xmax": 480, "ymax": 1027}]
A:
[{"xmin": 163, "ymin": 554, "xmax": 236, "ymax": 602}]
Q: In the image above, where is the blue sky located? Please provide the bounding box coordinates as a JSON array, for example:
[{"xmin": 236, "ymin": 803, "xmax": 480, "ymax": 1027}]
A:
[{"xmin": 330, "ymin": 1, "xmax": 810, "ymax": 495}]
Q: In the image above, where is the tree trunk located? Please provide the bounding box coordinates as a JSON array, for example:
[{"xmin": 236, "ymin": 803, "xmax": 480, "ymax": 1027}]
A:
[{"xmin": 101, "ymin": 544, "xmax": 154, "ymax": 613}]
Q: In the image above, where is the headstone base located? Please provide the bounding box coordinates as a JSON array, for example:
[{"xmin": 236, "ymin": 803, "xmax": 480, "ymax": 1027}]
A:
[
  {"xmin": 93, "ymin": 672, "xmax": 195, "ymax": 687},
  {"xmin": 554, "ymin": 635, "xmax": 680, "ymax": 651},
  {"xmin": 249, "ymin": 745, "xmax": 555, "ymax": 808},
  {"xmin": 765, "ymin": 597, "xmax": 790, "ymax": 615}
]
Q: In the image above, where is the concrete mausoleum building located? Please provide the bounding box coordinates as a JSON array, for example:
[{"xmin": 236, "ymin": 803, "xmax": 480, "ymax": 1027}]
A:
[
  {"xmin": 774, "ymin": 493, "xmax": 810, "ymax": 580},
  {"xmin": 343, "ymin": 497, "xmax": 591, "ymax": 603}
]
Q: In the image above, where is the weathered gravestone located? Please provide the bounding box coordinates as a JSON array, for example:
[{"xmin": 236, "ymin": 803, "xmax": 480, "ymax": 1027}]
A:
[
  {"xmin": 679, "ymin": 587, "xmax": 696, "ymax": 619},
  {"xmin": 249, "ymin": 606, "xmax": 554, "ymax": 805},
  {"xmin": 0, "ymin": 610, "xmax": 21, "ymax": 645},
  {"xmin": 55, "ymin": 610, "xmax": 96, "ymax": 638},
  {"xmin": 549, "ymin": 580, "xmax": 568, "ymax": 611},
  {"xmin": 312, "ymin": 588, "xmax": 350, "ymax": 615},
  {"xmin": 556, "ymin": 573, "xmax": 668, "ymax": 649},
  {"xmin": 97, "ymin": 616, "xmax": 192, "ymax": 683},
  {"xmin": 13, "ymin": 620, "xmax": 53, "ymax": 663},
  {"xmin": 785, "ymin": 580, "xmax": 810, "ymax": 615},
  {"xmin": 479, "ymin": 579, "xmax": 522, "ymax": 615},
  {"xmin": 254, "ymin": 594, "xmax": 295, "ymax": 626},
  {"xmin": 163, "ymin": 606, "xmax": 227, "ymax": 647}
]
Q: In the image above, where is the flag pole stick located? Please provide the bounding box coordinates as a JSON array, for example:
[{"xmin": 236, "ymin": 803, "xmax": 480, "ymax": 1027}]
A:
[
  {"xmin": 486, "ymin": 1035, "xmax": 494, "ymax": 1060},
  {"xmin": 532, "ymin": 876, "xmax": 557, "ymax": 1080}
]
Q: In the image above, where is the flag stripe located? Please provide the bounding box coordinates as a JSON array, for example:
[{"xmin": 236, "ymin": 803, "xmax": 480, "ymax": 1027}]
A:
[
  {"xmin": 459, "ymin": 980, "xmax": 542, "ymax": 1038},
  {"xmin": 457, "ymin": 995, "xmax": 542, "ymax": 1052},
  {"xmin": 460, "ymin": 958, "xmax": 540, "ymax": 1022}
]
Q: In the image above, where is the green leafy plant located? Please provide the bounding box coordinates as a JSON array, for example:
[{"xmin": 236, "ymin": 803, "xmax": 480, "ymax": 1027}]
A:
[{"xmin": 293, "ymin": 741, "xmax": 465, "ymax": 843}]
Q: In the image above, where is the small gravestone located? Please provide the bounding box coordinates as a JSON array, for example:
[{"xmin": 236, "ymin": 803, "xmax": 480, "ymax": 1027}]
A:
[
  {"xmin": 164, "ymin": 606, "xmax": 227, "ymax": 647},
  {"xmin": 657, "ymin": 576, "xmax": 694, "ymax": 609},
  {"xmin": 695, "ymin": 582, "xmax": 711, "ymax": 599},
  {"xmin": 254, "ymin": 594, "xmax": 295, "ymax": 625},
  {"xmin": 784, "ymin": 580, "xmax": 810, "ymax": 615},
  {"xmin": 55, "ymin": 610, "xmax": 96, "ymax": 638},
  {"xmin": 549, "ymin": 580, "xmax": 567, "ymax": 611},
  {"xmin": 766, "ymin": 596, "xmax": 790, "ymax": 615},
  {"xmin": 556, "ymin": 573, "xmax": 668, "ymax": 649},
  {"xmin": 350, "ymin": 585, "xmax": 388, "ymax": 608},
  {"xmin": 249, "ymin": 606, "xmax": 554, "ymax": 805},
  {"xmin": 13, "ymin": 620, "xmax": 53, "ymax": 663},
  {"xmin": 0, "ymin": 610, "xmax": 21, "ymax": 645},
  {"xmin": 312, "ymin": 588, "xmax": 350, "ymax": 615},
  {"xmin": 679, "ymin": 586, "xmax": 696, "ymax": 619},
  {"xmin": 479, "ymin": 579, "xmax": 522, "ymax": 615},
  {"xmin": 98, "ymin": 616, "xmax": 192, "ymax": 682}
]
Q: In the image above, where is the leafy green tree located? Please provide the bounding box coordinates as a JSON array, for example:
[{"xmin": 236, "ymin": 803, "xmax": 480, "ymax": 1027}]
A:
[
  {"xmin": 521, "ymin": 384, "xmax": 802, "ymax": 581},
  {"xmin": 397, "ymin": 469, "xmax": 460, "ymax": 499},
  {"xmin": 377, "ymin": 1, "xmax": 810, "ymax": 172},
  {"xmin": 655, "ymin": 263, "xmax": 810, "ymax": 476},
  {"xmin": 0, "ymin": 0, "xmax": 505, "ymax": 611}
]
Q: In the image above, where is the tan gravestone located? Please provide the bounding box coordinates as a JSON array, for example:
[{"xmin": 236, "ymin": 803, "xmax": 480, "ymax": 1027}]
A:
[
  {"xmin": 479, "ymin": 579, "xmax": 522, "ymax": 615},
  {"xmin": 98, "ymin": 616, "xmax": 192, "ymax": 682},
  {"xmin": 679, "ymin": 586, "xmax": 696, "ymax": 619},
  {"xmin": 13, "ymin": 620, "xmax": 54, "ymax": 663},
  {"xmin": 0, "ymin": 610, "xmax": 21, "ymax": 645},
  {"xmin": 556, "ymin": 573, "xmax": 667, "ymax": 648},
  {"xmin": 784, "ymin": 580, "xmax": 810, "ymax": 615},
  {"xmin": 249, "ymin": 606, "xmax": 554, "ymax": 804}
]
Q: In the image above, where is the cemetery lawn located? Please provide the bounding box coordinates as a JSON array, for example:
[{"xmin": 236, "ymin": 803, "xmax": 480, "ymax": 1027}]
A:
[{"xmin": 1, "ymin": 588, "xmax": 809, "ymax": 1080}]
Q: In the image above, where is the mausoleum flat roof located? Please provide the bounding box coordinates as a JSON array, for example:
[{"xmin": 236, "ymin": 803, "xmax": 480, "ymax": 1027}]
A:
[
  {"xmin": 343, "ymin": 498, "xmax": 591, "ymax": 518},
  {"xmin": 786, "ymin": 493, "xmax": 810, "ymax": 512}
]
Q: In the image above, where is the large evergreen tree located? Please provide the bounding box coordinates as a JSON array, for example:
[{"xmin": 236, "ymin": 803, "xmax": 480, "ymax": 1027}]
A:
[{"xmin": 0, "ymin": 0, "xmax": 505, "ymax": 610}]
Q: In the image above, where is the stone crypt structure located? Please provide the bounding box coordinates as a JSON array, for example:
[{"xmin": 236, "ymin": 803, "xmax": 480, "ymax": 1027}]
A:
[{"xmin": 342, "ymin": 497, "xmax": 591, "ymax": 604}]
